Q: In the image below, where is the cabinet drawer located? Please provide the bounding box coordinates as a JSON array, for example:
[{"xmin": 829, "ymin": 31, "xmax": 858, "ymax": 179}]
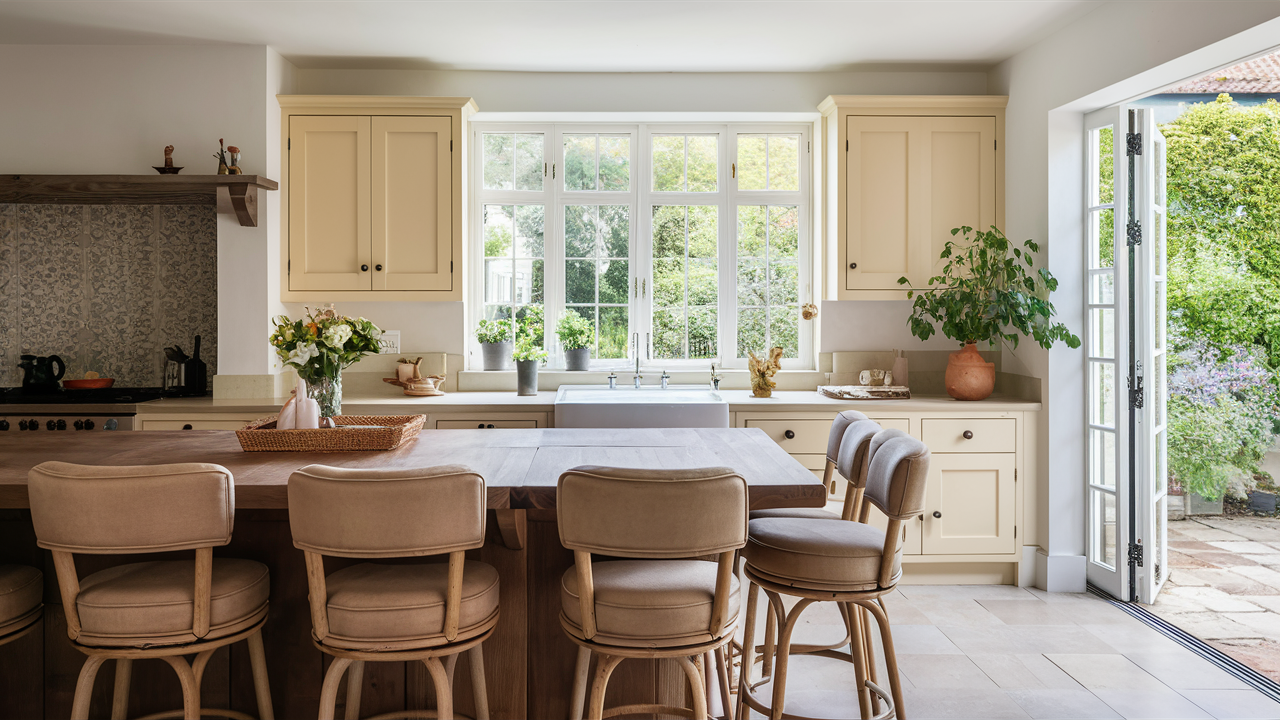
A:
[
  {"xmin": 921, "ymin": 418, "xmax": 1014, "ymax": 453},
  {"xmin": 746, "ymin": 420, "xmax": 831, "ymax": 454},
  {"xmin": 141, "ymin": 420, "xmax": 251, "ymax": 431},
  {"xmin": 435, "ymin": 419, "xmax": 539, "ymax": 429}
]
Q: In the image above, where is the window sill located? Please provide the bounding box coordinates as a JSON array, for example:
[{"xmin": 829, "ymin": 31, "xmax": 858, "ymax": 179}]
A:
[{"xmin": 457, "ymin": 368, "xmax": 825, "ymax": 393}]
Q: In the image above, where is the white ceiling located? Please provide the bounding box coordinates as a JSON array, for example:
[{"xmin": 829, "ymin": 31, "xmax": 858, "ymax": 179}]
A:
[{"xmin": 0, "ymin": 1, "xmax": 1099, "ymax": 72}]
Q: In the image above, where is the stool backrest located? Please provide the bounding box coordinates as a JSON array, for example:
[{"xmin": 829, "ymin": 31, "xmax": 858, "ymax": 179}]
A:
[
  {"xmin": 557, "ymin": 465, "xmax": 747, "ymax": 558},
  {"xmin": 27, "ymin": 461, "xmax": 236, "ymax": 642},
  {"xmin": 288, "ymin": 464, "xmax": 486, "ymax": 558},
  {"xmin": 557, "ymin": 465, "xmax": 747, "ymax": 641},
  {"xmin": 825, "ymin": 410, "xmax": 869, "ymax": 463},
  {"xmin": 833, "ymin": 419, "xmax": 883, "ymax": 521},
  {"xmin": 287, "ymin": 463, "xmax": 487, "ymax": 645},
  {"xmin": 862, "ymin": 433, "xmax": 930, "ymax": 588}
]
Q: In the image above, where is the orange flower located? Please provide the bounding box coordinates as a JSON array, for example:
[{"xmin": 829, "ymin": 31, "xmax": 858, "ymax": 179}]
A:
[{"xmin": 307, "ymin": 322, "xmax": 319, "ymax": 337}]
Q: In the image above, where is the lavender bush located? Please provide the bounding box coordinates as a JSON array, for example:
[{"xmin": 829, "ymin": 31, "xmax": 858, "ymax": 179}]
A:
[{"xmin": 1168, "ymin": 323, "xmax": 1279, "ymax": 499}]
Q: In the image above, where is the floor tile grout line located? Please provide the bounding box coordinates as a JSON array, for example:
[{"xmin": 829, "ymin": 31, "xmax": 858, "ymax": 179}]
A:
[{"xmin": 1088, "ymin": 584, "xmax": 1280, "ymax": 704}]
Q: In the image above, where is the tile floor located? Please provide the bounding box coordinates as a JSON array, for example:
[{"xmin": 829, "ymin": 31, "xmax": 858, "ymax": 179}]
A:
[
  {"xmin": 1152, "ymin": 515, "xmax": 1280, "ymax": 683},
  {"xmin": 739, "ymin": 584, "xmax": 1280, "ymax": 719}
]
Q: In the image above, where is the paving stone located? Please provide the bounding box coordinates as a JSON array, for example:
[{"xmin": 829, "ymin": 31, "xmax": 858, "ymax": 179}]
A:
[
  {"xmin": 1230, "ymin": 565, "xmax": 1280, "ymax": 590},
  {"xmin": 1173, "ymin": 524, "xmax": 1251, "ymax": 543},
  {"xmin": 1155, "ymin": 611, "xmax": 1261, "ymax": 641},
  {"xmin": 1170, "ymin": 550, "xmax": 1218, "ymax": 569},
  {"xmin": 1125, "ymin": 651, "xmax": 1249, "ymax": 690},
  {"xmin": 1241, "ymin": 554, "xmax": 1280, "ymax": 567},
  {"xmin": 1092, "ymin": 688, "xmax": 1214, "ymax": 719},
  {"xmin": 1193, "ymin": 552, "xmax": 1262, "ymax": 568},
  {"xmin": 1173, "ymin": 568, "xmax": 1280, "ymax": 596},
  {"xmin": 1226, "ymin": 609, "xmax": 1280, "ymax": 636},
  {"xmin": 1208, "ymin": 638, "xmax": 1280, "ymax": 684},
  {"xmin": 1159, "ymin": 586, "xmax": 1265, "ymax": 613},
  {"xmin": 1180, "ymin": 688, "xmax": 1280, "ymax": 720},
  {"xmin": 1207, "ymin": 541, "xmax": 1280, "ymax": 555},
  {"xmin": 1005, "ymin": 688, "xmax": 1122, "ymax": 719}
]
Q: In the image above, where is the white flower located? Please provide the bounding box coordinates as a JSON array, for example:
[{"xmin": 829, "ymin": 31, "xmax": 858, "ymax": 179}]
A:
[
  {"xmin": 324, "ymin": 323, "xmax": 353, "ymax": 349},
  {"xmin": 287, "ymin": 343, "xmax": 319, "ymax": 366}
]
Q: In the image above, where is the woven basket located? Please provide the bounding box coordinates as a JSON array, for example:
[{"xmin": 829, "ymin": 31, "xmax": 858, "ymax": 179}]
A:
[{"xmin": 235, "ymin": 414, "xmax": 427, "ymax": 452}]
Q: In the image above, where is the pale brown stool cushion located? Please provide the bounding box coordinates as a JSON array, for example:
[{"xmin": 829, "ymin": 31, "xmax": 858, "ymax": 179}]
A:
[
  {"xmin": 561, "ymin": 559, "xmax": 741, "ymax": 649},
  {"xmin": 744, "ymin": 518, "xmax": 900, "ymax": 593},
  {"xmin": 0, "ymin": 564, "xmax": 42, "ymax": 636},
  {"xmin": 75, "ymin": 559, "xmax": 268, "ymax": 647},
  {"xmin": 749, "ymin": 507, "xmax": 841, "ymax": 521},
  {"xmin": 322, "ymin": 561, "xmax": 500, "ymax": 649}
]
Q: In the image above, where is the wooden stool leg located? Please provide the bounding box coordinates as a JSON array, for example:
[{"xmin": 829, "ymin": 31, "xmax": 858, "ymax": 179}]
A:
[
  {"xmin": 111, "ymin": 658, "xmax": 133, "ymax": 720},
  {"xmin": 570, "ymin": 645, "xmax": 592, "ymax": 720},
  {"xmin": 845, "ymin": 604, "xmax": 871, "ymax": 720},
  {"xmin": 247, "ymin": 629, "xmax": 276, "ymax": 720},
  {"xmin": 761, "ymin": 600, "xmax": 777, "ymax": 678},
  {"xmin": 587, "ymin": 654, "xmax": 623, "ymax": 720},
  {"xmin": 735, "ymin": 582, "xmax": 760, "ymax": 720},
  {"xmin": 160, "ymin": 655, "xmax": 201, "ymax": 720},
  {"xmin": 319, "ymin": 657, "xmax": 353, "ymax": 720},
  {"xmin": 861, "ymin": 606, "xmax": 881, "ymax": 716},
  {"xmin": 423, "ymin": 656, "xmax": 453, "ymax": 720},
  {"xmin": 344, "ymin": 660, "xmax": 365, "ymax": 720},
  {"xmin": 469, "ymin": 644, "xmax": 490, "ymax": 720},
  {"xmin": 678, "ymin": 655, "xmax": 709, "ymax": 720},
  {"xmin": 71, "ymin": 656, "xmax": 108, "ymax": 720},
  {"xmin": 862, "ymin": 600, "xmax": 905, "ymax": 720},
  {"xmin": 715, "ymin": 646, "xmax": 732, "ymax": 720},
  {"xmin": 768, "ymin": 597, "xmax": 813, "ymax": 720}
]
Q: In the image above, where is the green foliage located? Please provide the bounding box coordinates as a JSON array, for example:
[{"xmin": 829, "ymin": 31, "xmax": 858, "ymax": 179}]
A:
[
  {"xmin": 475, "ymin": 318, "xmax": 511, "ymax": 345},
  {"xmin": 269, "ymin": 306, "xmax": 383, "ymax": 382},
  {"xmin": 1167, "ymin": 242, "xmax": 1280, "ymax": 369},
  {"xmin": 556, "ymin": 313, "xmax": 595, "ymax": 351},
  {"xmin": 898, "ymin": 226, "xmax": 1081, "ymax": 350},
  {"xmin": 513, "ymin": 334, "xmax": 548, "ymax": 363}
]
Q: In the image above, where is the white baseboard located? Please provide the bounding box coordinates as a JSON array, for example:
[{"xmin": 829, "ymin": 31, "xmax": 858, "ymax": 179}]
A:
[{"xmin": 1035, "ymin": 549, "xmax": 1087, "ymax": 593}]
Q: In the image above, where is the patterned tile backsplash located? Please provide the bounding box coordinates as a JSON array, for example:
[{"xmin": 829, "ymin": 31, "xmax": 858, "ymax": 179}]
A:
[{"xmin": 0, "ymin": 204, "xmax": 217, "ymax": 388}]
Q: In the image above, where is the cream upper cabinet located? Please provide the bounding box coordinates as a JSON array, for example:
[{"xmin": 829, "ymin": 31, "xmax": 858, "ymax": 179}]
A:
[
  {"xmin": 279, "ymin": 96, "xmax": 476, "ymax": 302},
  {"xmin": 821, "ymin": 96, "xmax": 1005, "ymax": 299}
]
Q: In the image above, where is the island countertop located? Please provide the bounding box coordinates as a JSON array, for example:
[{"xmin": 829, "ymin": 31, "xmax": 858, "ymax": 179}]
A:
[{"xmin": 0, "ymin": 426, "xmax": 826, "ymax": 510}]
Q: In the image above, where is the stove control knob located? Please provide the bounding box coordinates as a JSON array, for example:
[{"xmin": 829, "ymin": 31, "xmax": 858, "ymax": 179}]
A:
[
  {"xmin": 104, "ymin": 419, "xmax": 118, "ymax": 431},
  {"xmin": 27, "ymin": 419, "xmax": 38, "ymax": 431},
  {"xmin": 17, "ymin": 420, "xmax": 26, "ymax": 431},
  {"xmin": 84, "ymin": 419, "xmax": 95, "ymax": 431},
  {"xmin": 46, "ymin": 420, "xmax": 57, "ymax": 431},
  {"xmin": 0, "ymin": 420, "xmax": 8, "ymax": 431},
  {"xmin": 56, "ymin": 419, "xmax": 67, "ymax": 431},
  {"xmin": 74, "ymin": 420, "xmax": 83, "ymax": 430}
]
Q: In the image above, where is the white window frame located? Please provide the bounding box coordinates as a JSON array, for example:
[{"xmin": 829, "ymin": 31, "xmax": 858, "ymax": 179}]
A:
[{"xmin": 468, "ymin": 120, "xmax": 812, "ymax": 371}]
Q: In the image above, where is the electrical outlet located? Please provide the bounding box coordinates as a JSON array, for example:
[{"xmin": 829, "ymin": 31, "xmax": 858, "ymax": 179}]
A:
[{"xmin": 379, "ymin": 330, "xmax": 401, "ymax": 354}]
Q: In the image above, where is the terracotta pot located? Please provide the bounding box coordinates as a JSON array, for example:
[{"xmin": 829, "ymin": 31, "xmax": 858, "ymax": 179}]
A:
[{"xmin": 945, "ymin": 342, "xmax": 995, "ymax": 401}]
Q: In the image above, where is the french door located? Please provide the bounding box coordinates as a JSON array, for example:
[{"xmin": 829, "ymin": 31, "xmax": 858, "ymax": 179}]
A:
[{"xmin": 1084, "ymin": 107, "xmax": 1167, "ymax": 603}]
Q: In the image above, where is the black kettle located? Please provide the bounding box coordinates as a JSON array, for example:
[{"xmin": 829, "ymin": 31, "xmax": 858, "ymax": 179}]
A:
[{"xmin": 18, "ymin": 354, "xmax": 65, "ymax": 392}]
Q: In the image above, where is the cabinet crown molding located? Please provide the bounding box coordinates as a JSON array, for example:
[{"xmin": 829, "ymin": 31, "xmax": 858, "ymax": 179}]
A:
[
  {"xmin": 277, "ymin": 95, "xmax": 478, "ymax": 112},
  {"xmin": 818, "ymin": 95, "xmax": 1009, "ymax": 114}
]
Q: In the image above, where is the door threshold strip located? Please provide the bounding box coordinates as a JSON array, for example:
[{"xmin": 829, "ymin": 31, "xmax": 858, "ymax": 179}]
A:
[{"xmin": 1088, "ymin": 584, "xmax": 1280, "ymax": 703}]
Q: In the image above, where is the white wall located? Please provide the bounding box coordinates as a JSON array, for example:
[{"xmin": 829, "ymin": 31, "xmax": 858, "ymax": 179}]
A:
[{"xmin": 990, "ymin": 2, "xmax": 1280, "ymax": 591}]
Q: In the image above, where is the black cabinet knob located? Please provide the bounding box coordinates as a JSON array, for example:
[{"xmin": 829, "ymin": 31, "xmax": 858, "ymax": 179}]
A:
[
  {"xmin": 933, "ymin": 511, "xmax": 942, "ymax": 518},
  {"xmin": 74, "ymin": 420, "xmax": 84, "ymax": 430},
  {"xmin": 83, "ymin": 419, "xmax": 94, "ymax": 430},
  {"xmin": 849, "ymin": 262, "xmax": 857, "ymax": 269},
  {"xmin": 477, "ymin": 423, "xmax": 485, "ymax": 428},
  {"xmin": 487, "ymin": 424, "xmax": 495, "ymax": 429},
  {"xmin": 361, "ymin": 264, "xmax": 369, "ymax": 272},
  {"xmin": 375, "ymin": 264, "xmax": 383, "ymax": 271},
  {"xmin": 783, "ymin": 429, "xmax": 795, "ymax": 439},
  {"xmin": 962, "ymin": 430, "xmax": 973, "ymax": 439},
  {"xmin": 182, "ymin": 424, "xmax": 193, "ymax": 430}
]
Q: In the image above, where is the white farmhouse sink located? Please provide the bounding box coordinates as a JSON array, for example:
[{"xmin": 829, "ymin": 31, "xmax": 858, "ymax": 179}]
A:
[{"xmin": 554, "ymin": 385, "xmax": 729, "ymax": 428}]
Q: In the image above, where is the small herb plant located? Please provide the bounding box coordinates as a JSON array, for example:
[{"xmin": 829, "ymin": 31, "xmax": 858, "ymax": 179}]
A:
[
  {"xmin": 556, "ymin": 313, "xmax": 594, "ymax": 351},
  {"xmin": 513, "ymin": 335, "xmax": 548, "ymax": 363},
  {"xmin": 475, "ymin": 318, "xmax": 512, "ymax": 345},
  {"xmin": 898, "ymin": 226, "xmax": 1081, "ymax": 350}
]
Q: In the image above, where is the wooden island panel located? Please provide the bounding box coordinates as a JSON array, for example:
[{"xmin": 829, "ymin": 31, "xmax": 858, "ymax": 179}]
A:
[{"xmin": 0, "ymin": 428, "xmax": 822, "ymax": 718}]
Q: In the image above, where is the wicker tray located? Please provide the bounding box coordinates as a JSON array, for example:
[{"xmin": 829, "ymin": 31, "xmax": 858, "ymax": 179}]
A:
[{"xmin": 235, "ymin": 414, "xmax": 426, "ymax": 452}]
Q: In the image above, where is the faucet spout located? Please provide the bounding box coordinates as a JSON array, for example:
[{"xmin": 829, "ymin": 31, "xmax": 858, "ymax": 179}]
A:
[{"xmin": 633, "ymin": 355, "xmax": 642, "ymax": 388}]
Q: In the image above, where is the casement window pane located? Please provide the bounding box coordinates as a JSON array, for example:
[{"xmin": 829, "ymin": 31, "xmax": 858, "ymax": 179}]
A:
[
  {"xmin": 1089, "ymin": 360, "xmax": 1116, "ymax": 428},
  {"xmin": 1090, "ymin": 427, "xmax": 1117, "ymax": 489},
  {"xmin": 1090, "ymin": 308, "xmax": 1115, "ymax": 359},
  {"xmin": 1091, "ymin": 488, "xmax": 1117, "ymax": 568},
  {"xmin": 565, "ymin": 205, "xmax": 631, "ymax": 360},
  {"xmin": 737, "ymin": 134, "xmax": 801, "ymax": 191},
  {"xmin": 565, "ymin": 134, "xmax": 631, "ymax": 192},
  {"xmin": 483, "ymin": 133, "xmax": 544, "ymax": 191},
  {"xmin": 652, "ymin": 205, "xmax": 717, "ymax": 359},
  {"xmin": 1090, "ymin": 270, "xmax": 1114, "ymax": 304},
  {"xmin": 483, "ymin": 204, "xmax": 544, "ymax": 343},
  {"xmin": 1093, "ymin": 127, "xmax": 1114, "ymax": 206},
  {"xmin": 1090, "ymin": 208, "xmax": 1115, "ymax": 269},
  {"xmin": 652, "ymin": 135, "xmax": 718, "ymax": 192},
  {"xmin": 737, "ymin": 205, "xmax": 799, "ymax": 359}
]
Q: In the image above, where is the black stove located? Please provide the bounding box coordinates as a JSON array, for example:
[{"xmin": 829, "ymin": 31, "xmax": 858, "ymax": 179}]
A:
[
  {"xmin": 0, "ymin": 387, "xmax": 165, "ymax": 432},
  {"xmin": 0, "ymin": 387, "xmax": 165, "ymax": 405}
]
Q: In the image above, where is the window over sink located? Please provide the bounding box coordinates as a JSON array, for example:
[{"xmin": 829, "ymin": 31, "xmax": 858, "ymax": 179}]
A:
[{"xmin": 469, "ymin": 122, "xmax": 813, "ymax": 370}]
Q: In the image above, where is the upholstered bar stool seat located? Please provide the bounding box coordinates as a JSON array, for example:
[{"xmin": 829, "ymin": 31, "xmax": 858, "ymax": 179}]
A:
[
  {"xmin": 748, "ymin": 507, "xmax": 841, "ymax": 521},
  {"xmin": 322, "ymin": 561, "xmax": 499, "ymax": 649},
  {"xmin": 561, "ymin": 559, "xmax": 740, "ymax": 649},
  {"xmin": 0, "ymin": 564, "xmax": 42, "ymax": 640},
  {"xmin": 745, "ymin": 518, "xmax": 900, "ymax": 594},
  {"xmin": 75, "ymin": 558, "xmax": 269, "ymax": 647}
]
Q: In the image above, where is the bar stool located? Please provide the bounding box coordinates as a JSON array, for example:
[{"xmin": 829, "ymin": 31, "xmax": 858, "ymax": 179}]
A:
[
  {"xmin": 737, "ymin": 432, "xmax": 930, "ymax": 720},
  {"xmin": 27, "ymin": 461, "xmax": 274, "ymax": 720},
  {"xmin": 558, "ymin": 466, "xmax": 748, "ymax": 720},
  {"xmin": 287, "ymin": 464, "xmax": 498, "ymax": 720},
  {"xmin": 0, "ymin": 564, "xmax": 42, "ymax": 646}
]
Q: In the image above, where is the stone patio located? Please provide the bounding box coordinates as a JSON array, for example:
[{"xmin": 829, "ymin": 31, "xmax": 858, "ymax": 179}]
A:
[{"xmin": 1152, "ymin": 515, "xmax": 1280, "ymax": 682}]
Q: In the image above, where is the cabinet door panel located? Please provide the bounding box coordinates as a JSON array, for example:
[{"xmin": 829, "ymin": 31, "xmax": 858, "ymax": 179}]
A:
[
  {"xmin": 372, "ymin": 116, "xmax": 453, "ymax": 291},
  {"xmin": 289, "ymin": 115, "xmax": 370, "ymax": 290},
  {"xmin": 921, "ymin": 118, "xmax": 997, "ymax": 278},
  {"xmin": 922, "ymin": 453, "xmax": 1015, "ymax": 555},
  {"xmin": 846, "ymin": 118, "xmax": 913, "ymax": 290}
]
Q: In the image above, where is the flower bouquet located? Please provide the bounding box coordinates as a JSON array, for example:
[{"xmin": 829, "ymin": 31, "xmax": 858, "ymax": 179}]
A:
[{"xmin": 270, "ymin": 305, "xmax": 383, "ymax": 417}]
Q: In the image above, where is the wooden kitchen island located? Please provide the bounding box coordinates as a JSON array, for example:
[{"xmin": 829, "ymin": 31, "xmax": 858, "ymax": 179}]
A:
[{"xmin": 0, "ymin": 427, "xmax": 823, "ymax": 719}]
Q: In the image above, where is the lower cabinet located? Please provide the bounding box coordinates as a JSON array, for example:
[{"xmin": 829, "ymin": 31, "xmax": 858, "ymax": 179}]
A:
[
  {"xmin": 431, "ymin": 413, "xmax": 547, "ymax": 429},
  {"xmin": 922, "ymin": 452, "xmax": 1016, "ymax": 555},
  {"xmin": 138, "ymin": 415, "xmax": 264, "ymax": 431}
]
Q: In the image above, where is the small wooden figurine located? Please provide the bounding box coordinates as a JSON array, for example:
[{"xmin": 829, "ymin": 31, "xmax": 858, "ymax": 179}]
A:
[
  {"xmin": 227, "ymin": 145, "xmax": 242, "ymax": 175},
  {"xmin": 748, "ymin": 347, "xmax": 783, "ymax": 398},
  {"xmin": 153, "ymin": 145, "xmax": 182, "ymax": 174}
]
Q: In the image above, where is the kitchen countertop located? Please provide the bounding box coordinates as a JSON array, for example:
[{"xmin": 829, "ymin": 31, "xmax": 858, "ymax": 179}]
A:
[{"xmin": 137, "ymin": 388, "xmax": 1041, "ymax": 415}]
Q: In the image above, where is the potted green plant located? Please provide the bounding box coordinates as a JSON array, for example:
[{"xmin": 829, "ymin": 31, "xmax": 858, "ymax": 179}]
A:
[
  {"xmin": 898, "ymin": 226, "xmax": 1080, "ymax": 401},
  {"xmin": 557, "ymin": 313, "xmax": 594, "ymax": 371},
  {"xmin": 476, "ymin": 318, "xmax": 513, "ymax": 371},
  {"xmin": 513, "ymin": 335, "xmax": 547, "ymax": 396}
]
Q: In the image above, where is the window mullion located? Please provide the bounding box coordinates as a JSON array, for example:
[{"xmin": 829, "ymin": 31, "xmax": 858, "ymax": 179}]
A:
[{"xmin": 722, "ymin": 126, "xmax": 738, "ymax": 368}]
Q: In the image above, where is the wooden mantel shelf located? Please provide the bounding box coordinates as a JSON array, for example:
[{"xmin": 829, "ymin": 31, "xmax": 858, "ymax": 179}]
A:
[{"xmin": 0, "ymin": 174, "xmax": 279, "ymax": 227}]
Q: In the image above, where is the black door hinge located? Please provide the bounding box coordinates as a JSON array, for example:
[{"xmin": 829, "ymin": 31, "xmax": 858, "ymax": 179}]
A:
[
  {"xmin": 1131, "ymin": 375, "xmax": 1145, "ymax": 409},
  {"xmin": 287, "ymin": 259, "xmax": 291, "ymax": 274},
  {"xmin": 846, "ymin": 139, "xmax": 849, "ymax": 152},
  {"xmin": 1128, "ymin": 542, "xmax": 1144, "ymax": 567},
  {"xmin": 450, "ymin": 261, "xmax": 454, "ymax": 272},
  {"xmin": 450, "ymin": 140, "xmax": 453, "ymax": 152},
  {"xmin": 1126, "ymin": 132, "xmax": 1142, "ymax": 156},
  {"xmin": 288, "ymin": 138, "xmax": 291, "ymax": 151},
  {"xmin": 1127, "ymin": 220, "xmax": 1142, "ymax": 246}
]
